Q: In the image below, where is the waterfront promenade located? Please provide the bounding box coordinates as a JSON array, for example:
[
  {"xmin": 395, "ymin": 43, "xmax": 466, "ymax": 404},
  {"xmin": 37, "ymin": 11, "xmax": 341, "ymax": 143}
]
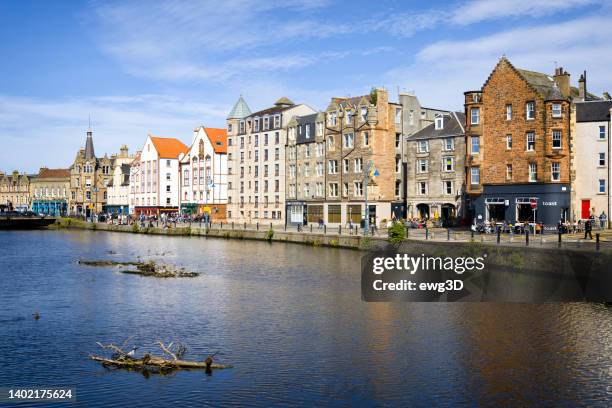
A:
[{"xmin": 55, "ymin": 218, "xmax": 612, "ymax": 252}]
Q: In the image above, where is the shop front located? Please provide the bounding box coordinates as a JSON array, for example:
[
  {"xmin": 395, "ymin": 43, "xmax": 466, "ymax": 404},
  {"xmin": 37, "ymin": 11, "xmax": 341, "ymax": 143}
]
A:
[
  {"xmin": 32, "ymin": 200, "xmax": 68, "ymax": 217},
  {"xmin": 286, "ymin": 201, "xmax": 306, "ymax": 226},
  {"xmin": 474, "ymin": 183, "xmax": 570, "ymax": 230},
  {"xmin": 102, "ymin": 204, "xmax": 129, "ymax": 215}
]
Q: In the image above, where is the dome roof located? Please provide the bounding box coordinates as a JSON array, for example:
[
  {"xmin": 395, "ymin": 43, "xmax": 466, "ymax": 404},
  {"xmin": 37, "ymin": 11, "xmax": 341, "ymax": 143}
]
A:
[
  {"xmin": 227, "ymin": 96, "xmax": 252, "ymax": 119},
  {"xmin": 274, "ymin": 96, "xmax": 295, "ymax": 107}
]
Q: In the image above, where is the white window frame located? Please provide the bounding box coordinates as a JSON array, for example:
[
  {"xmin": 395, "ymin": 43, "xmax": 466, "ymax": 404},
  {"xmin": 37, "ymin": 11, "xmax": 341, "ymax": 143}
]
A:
[
  {"xmin": 599, "ymin": 152, "xmax": 606, "ymax": 167},
  {"xmin": 471, "ymin": 136, "xmax": 480, "ymax": 154},
  {"xmin": 529, "ymin": 163, "xmax": 537, "ymax": 182},
  {"xmin": 418, "ymin": 140, "xmax": 428, "ymax": 153},
  {"xmin": 418, "ymin": 159, "xmax": 428, "ymax": 173},
  {"xmin": 443, "ymin": 156, "xmax": 454, "ymax": 172},
  {"xmin": 470, "ymin": 108, "xmax": 480, "ymax": 125},
  {"xmin": 599, "ymin": 179, "xmax": 606, "ymax": 193},
  {"xmin": 526, "ymin": 101, "xmax": 535, "ymax": 120},
  {"xmin": 470, "ymin": 167, "xmax": 480, "ymax": 185},
  {"xmin": 552, "ymin": 103, "xmax": 562, "ymax": 118},
  {"xmin": 551, "ymin": 162, "xmax": 560, "ymax": 181},
  {"xmin": 506, "ymin": 164, "xmax": 512, "ymax": 180},
  {"xmin": 552, "ymin": 130, "xmax": 562, "ymax": 149},
  {"xmin": 526, "ymin": 132, "xmax": 535, "ymax": 151},
  {"xmin": 506, "ymin": 104, "xmax": 512, "ymax": 121}
]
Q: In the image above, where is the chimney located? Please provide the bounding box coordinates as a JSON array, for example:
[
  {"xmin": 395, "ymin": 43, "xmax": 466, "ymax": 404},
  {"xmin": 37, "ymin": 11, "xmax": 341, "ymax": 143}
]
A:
[
  {"xmin": 553, "ymin": 67, "xmax": 570, "ymax": 99},
  {"xmin": 603, "ymin": 91, "xmax": 611, "ymax": 100},
  {"xmin": 578, "ymin": 71, "xmax": 587, "ymax": 101},
  {"xmin": 120, "ymin": 145, "xmax": 129, "ymax": 157}
]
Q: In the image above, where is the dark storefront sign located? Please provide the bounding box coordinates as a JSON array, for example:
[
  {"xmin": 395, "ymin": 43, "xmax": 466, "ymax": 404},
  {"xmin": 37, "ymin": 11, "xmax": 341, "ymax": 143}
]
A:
[{"xmin": 473, "ymin": 183, "xmax": 570, "ymax": 227}]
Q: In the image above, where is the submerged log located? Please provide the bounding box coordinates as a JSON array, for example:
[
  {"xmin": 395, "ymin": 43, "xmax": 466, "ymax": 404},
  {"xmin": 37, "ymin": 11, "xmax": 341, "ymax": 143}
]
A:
[
  {"xmin": 78, "ymin": 259, "xmax": 198, "ymax": 278},
  {"xmin": 90, "ymin": 355, "xmax": 232, "ymax": 369}
]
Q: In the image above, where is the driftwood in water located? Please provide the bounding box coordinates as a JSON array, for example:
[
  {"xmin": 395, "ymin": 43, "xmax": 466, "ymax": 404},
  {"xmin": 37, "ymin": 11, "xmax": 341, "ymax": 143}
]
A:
[
  {"xmin": 78, "ymin": 259, "xmax": 198, "ymax": 278},
  {"xmin": 91, "ymin": 339, "xmax": 230, "ymax": 372}
]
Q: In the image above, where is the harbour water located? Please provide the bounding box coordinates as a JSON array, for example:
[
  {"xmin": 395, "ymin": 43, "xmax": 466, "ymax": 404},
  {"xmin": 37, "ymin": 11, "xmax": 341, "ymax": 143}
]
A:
[{"xmin": 1, "ymin": 230, "xmax": 611, "ymax": 407}]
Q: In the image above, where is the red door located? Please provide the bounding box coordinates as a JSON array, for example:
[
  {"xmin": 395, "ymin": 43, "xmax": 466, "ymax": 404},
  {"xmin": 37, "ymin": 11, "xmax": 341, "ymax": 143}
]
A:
[{"xmin": 581, "ymin": 200, "xmax": 590, "ymax": 219}]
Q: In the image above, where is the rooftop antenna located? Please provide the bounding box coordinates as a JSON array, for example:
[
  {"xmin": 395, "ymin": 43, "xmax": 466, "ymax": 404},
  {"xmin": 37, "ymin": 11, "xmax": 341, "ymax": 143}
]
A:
[
  {"xmin": 550, "ymin": 60, "xmax": 558, "ymax": 69},
  {"xmin": 88, "ymin": 114, "xmax": 92, "ymax": 130}
]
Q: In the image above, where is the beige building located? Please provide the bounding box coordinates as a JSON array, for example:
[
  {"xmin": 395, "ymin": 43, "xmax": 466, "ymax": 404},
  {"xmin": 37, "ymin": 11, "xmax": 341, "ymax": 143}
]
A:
[
  {"xmin": 405, "ymin": 112, "xmax": 466, "ymax": 225},
  {"xmin": 69, "ymin": 129, "xmax": 113, "ymax": 217},
  {"xmin": 226, "ymin": 96, "xmax": 316, "ymax": 223},
  {"xmin": 0, "ymin": 170, "xmax": 32, "ymax": 211},
  {"xmin": 105, "ymin": 145, "xmax": 133, "ymax": 215},
  {"xmin": 285, "ymin": 112, "xmax": 326, "ymax": 226},
  {"xmin": 323, "ymin": 88, "xmax": 400, "ymax": 227},
  {"xmin": 30, "ymin": 168, "xmax": 71, "ymax": 216},
  {"xmin": 572, "ymin": 98, "xmax": 612, "ymax": 224}
]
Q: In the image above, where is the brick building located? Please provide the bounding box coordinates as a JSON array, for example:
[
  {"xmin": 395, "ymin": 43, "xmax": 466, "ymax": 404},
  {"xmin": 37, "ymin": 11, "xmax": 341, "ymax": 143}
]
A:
[{"xmin": 465, "ymin": 57, "xmax": 575, "ymax": 228}]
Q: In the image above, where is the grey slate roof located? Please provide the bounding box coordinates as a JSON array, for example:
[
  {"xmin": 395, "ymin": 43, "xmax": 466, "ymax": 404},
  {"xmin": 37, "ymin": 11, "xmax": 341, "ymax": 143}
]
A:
[
  {"xmin": 576, "ymin": 100, "xmax": 612, "ymax": 122},
  {"xmin": 84, "ymin": 131, "xmax": 95, "ymax": 160},
  {"xmin": 227, "ymin": 96, "xmax": 252, "ymax": 119},
  {"xmin": 407, "ymin": 112, "xmax": 465, "ymax": 140},
  {"xmin": 295, "ymin": 113, "xmax": 318, "ymax": 144},
  {"xmin": 515, "ymin": 69, "xmax": 566, "ymax": 100}
]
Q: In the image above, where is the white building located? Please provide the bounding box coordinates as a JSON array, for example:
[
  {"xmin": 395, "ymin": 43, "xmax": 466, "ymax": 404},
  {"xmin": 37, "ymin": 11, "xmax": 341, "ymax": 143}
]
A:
[
  {"xmin": 104, "ymin": 145, "xmax": 133, "ymax": 214},
  {"xmin": 572, "ymin": 99, "xmax": 612, "ymax": 224},
  {"xmin": 226, "ymin": 96, "xmax": 316, "ymax": 223},
  {"xmin": 132, "ymin": 135, "xmax": 188, "ymax": 216},
  {"xmin": 179, "ymin": 126, "xmax": 228, "ymax": 220}
]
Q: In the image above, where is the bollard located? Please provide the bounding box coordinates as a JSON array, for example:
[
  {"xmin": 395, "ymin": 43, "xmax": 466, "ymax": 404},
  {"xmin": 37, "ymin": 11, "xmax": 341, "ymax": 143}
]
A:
[
  {"xmin": 596, "ymin": 233, "xmax": 600, "ymax": 251},
  {"xmin": 324, "ymin": 225, "xmax": 327, "ymax": 234},
  {"xmin": 447, "ymin": 229, "xmax": 450, "ymax": 241},
  {"xmin": 339, "ymin": 225, "xmax": 342, "ymax": 235},
  {"xmin": 270, "ymin": 223, "xmax": 273, "ymax": 230},
  {"xmin": 284, "ymin": 222, "xmax": 287, "ymax": 231},
  {"xmin": 257, "ymin": 222, "xmax": 259, "ymax": 231},
  {"xmin": 232, "ymin": 221, "xmax": 234, "ymax": 230},
  {"xmin": 310, "ymin": 224, "xmax": 313, "ymax": 233},
  {"xmin": 244, "ymin": 222, "xmax": 246, "ymax": 230},
  {"xmin": 471, "ymin": 229, "xmax": 474, "ymax": 240},
  {"xmin": 526, "ymin": 230, "xmax": 530, "ymax": 246},
  {"xmin": 558, "ymin": 231, "xmax": 562, "ymax": 248},
  {"xmin": 425, "ymin": 227, "xmax": 429, "ymax": 240},
  {"xmin": 497, "ymin": 229, "xmax": 501, "ymax": 244}
]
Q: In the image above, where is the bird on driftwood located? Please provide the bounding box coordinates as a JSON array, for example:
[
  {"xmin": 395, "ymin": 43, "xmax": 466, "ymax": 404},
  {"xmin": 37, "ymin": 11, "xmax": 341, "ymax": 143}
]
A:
[
  {"xmin": 127, "ymin": 347, "xmax": 139, "ymax": 357},
  {"xmin": 32, "ymin": 312, "xmax": 40, "ymax": 320}
]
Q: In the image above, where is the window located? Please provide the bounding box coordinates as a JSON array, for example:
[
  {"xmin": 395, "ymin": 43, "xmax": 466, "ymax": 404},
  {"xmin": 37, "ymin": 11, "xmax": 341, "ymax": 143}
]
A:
[
  {"xmin": 396, "ymin": 157, "xmax": 401, "ymax": 173},
  {"xmin": 470, "ymin": 108, "xmax": 480, "ymax": 125},
  {"xmin": 345, "ymin": 110, "xmax": 351, "ymax": 125},
  {"xmin": 361, "ymin": 106, "xmax": 368, "ymax": 122},
  {"xmin": 552, "ymin": 103, "xmax": 562, "ymax": 118},
  {"xmin": 166, "ymin": 197, "xmax": 171, "ymax": 205},
  {"xmin": 471, "ymin": 136, "xmax": 480, "ymax": 154},
  {"xmin": 274, "ymin": 115, "xmax": 281, "ymax": 128},
  {"xmin": 600, "ymin": 126, "xmax": 606, "ymax": 139},
  {"xmin": 443, "ymin": 157, "xmax": 454, "ymax": 172},
  {"xmin": 552, "ymin": 130, "xmax": 562, "ymax": 149},
  {"xmin": 526, "ymin": 132, "xmax": 535, "ymax": 151},
  {"xmin": 303, "ymin": 163, "xmax": 309, "ymax": 177},
  {"xmin": 263, "ymin": 116, "xmax": 269, "ymax": 130},
  {"xmin": 305, "ymin": 124, "xmax": 310, "ymax": 139},
  {"xmin": 526, "ymin": 101, "xmax": 535, "ymax": 120},
  {"xmin": 506, "ymin": 164, "xmax": 513, "ymax": 180},
  {"xmin": 343, "ymin": 133, "xmax": 354, "ymax": 148},
  {"xmin": 354, "ymin": 181, "xmax": 363, "ymax": 196},
  {"xmin": 435, "ymin": 115, "xmax": 443, "ymax": 129},
  {"xmin": 529, "ymin": 163, "xmax": 537, "ymax": 182},
  {"xmin": 444, "ymin": 138, "xmax": 454, "ymax": 151},
  {"xmin": 275, "ymin": 148, "xmax": 279, "ymax": 161},
  {"xmin": 599, "ymin": 179, "xmax": 606, "ymax": 193},
  {"xmin": 327, "ymin": 135, "xmax": 334, "ymax": 150},
  {"xmin": 342, "ymin": 182, "xmax": 348, "ymax": 196},
  {"xmin": 418, "ymin": 140, "xmax": 428, "ymax": 153},
  {"xmin": 183, "ymin": 170, "xmax": 189, "ymax": 186},
  {"xmin": 551, "ymin": 162, "xmax": 560, "ymax": 181},
  {"xmin": 329, "ymin": 111, "xmax": 337, "ymax": 126},
  {"xmin": 343, "ymin": 159, "xmax": 349, "ymax": 173},
  {"xmin": 166, "ymin": 172, "xmax": 171, "ymax": 181},
  {"xmin": 444, "ymin": 181, "xmax": 453, "ymax": 195},
  {"xmin": 254, "ymin": 118, "xmax": 260, "ymax": 132},
  {"xmin": 354, "ymin": 158, "xmax": 363, "ymax": 172},
  {"xmin": 395, "ymin": 133, "xmax": 401, "ymax": 148},
  {"xmin": 329, "ymin": 183, "xmax": 338, "ymax": 197},
  {"xmin": 418, "ymin": 182, "xmax": 427, "ymax": 195},
  {"xmin": 418, "ymin": 159, "xmax": 428, "ymax": 173},
  {"xmin": 166, "ymin": 160, "xmax": 171, "ymax": 167},
  {"xmin": 599, "ymin": 152, "xmax": 606, "ymax": 166},
  {"xmin": 506, "ymin": 104, "xmax": 512, "ymax": 120},
  {"xmin": 316, "ymin": 162, "xmax": 323, "ymax": 176},
  {"xmin": 395, "ymin": 180, "xmax": 401, "ymax": 196},
  {"xmin": 506, "ymin": 134, "xmax": 512, "ymax": 150},
  {"xmin": 328, "ymin": 160, "xmax": 338, "ymax": 174},
  {"xmin": 166, "ymin": 185, "xmax": 171, "ymax": 192},
  {"xmin": 470, "ymin": 167, "xmax": 480, "ymax": 185}
]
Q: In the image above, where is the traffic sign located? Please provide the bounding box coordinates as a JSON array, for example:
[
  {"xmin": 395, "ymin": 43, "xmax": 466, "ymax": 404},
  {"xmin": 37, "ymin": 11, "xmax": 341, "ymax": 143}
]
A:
[{"xmin": 530, "ymin": 199, "xmax": 537, "ymax": 209}]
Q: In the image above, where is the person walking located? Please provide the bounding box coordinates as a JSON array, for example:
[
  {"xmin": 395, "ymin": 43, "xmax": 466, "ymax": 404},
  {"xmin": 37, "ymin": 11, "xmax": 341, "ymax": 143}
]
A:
[
  {"xmin": 600, "ymin": 211, "xmax": 607, "ymax": 230},
  {"xmin": 584, "ymin": 218, "xmax": 593, "ymax": 240}
]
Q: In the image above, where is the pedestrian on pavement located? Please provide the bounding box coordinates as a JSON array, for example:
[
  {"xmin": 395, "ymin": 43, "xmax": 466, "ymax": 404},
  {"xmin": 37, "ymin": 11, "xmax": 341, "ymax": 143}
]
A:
[
  {"xmin": 600, "ymin": 211, "xmax": 607, "ymax": 229},
  {"xmin": 584, "ymin": 219, "xmax": 593, "ymax": 240}
]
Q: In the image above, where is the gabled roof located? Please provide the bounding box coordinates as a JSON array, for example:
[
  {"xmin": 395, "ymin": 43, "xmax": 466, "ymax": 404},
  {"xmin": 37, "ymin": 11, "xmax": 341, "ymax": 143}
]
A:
[
  {"xmin": 227, "ymin": 96, "xmax": 252, "ymax": 119},
  {"xmin": 407, "ymin": 112, "xmax": 465, "ymax": 141},
  {"xmin": 515, "ymin": 68, "xmax": 565, "ymax": 100},
  {"xmin": 204, "ymin": 127, "xmax": 228, "ymax": 154},
  {"xmin": 150, "ymin": 136, "xmax": 189, "ymax": 159},
  {"xmin": 37, "ymin": 168, "xmax": 71, "ymax": 179},
  {"xmin": 576, "ymin": 100, "xmax": 612, "ymax": 122}
]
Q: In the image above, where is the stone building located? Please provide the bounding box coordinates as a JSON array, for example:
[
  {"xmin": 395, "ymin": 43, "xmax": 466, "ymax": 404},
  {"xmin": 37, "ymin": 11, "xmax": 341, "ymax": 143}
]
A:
[
  {"xmin": 69, "ymin": 129, "xmax": 113, "ymax": 217},
  {"xmin": 0, "ymin": 170, "xmax": 32, "ymax": 211},
  {"xmin": 30, "ymin": 168, "xmax": 71, "ymax": 216},
  {"xmin": 398, "ymin": 92, "xmax": 449, "ymax": 218},
  {"xmin": 323, "ymin": 88, "xmax": 400, "ymax": 227},
  {"xmin": 285, "ymin": 112, "xmax": 326, "ymax": 226},
  {"xmin": 128, "ymin": 151, "xmax": 141, "ymax": 215},
  {"xmin": 104, "ymin": 145, "xmax": 133, "ymax": 215},
  {"xmin": 406, "ymin": 112, "xmax": 466, "ymax": 225},
  {"xmin": 572, "ymin": 96, "xmax": 612, "ymax": 224},
  {"xmin": 226, "ymin": 96, "xmax": 316, "ymax": 223},
  {"xmin": 465, "ymin": 57, "xmax": 580, "ymax": 228},
  {"xmin": 179, "ymin": 126, "xmax": 228, "ymax": 220},
  {"xmin": 132, "ymin": 135, "xmax": 188, "ymax": 216}
]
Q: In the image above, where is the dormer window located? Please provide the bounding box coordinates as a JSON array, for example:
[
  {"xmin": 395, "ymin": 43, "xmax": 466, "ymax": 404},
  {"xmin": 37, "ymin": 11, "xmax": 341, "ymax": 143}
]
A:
[{"xmin": 435, "ymin": 115, "xmax": 444, "ymax": 130}]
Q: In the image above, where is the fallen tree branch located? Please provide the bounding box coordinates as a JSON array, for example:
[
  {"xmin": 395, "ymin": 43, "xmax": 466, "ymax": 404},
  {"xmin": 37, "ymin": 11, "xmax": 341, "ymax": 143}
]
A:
[{"xmin": 90, "ymin": 355, "xmax": 232, "ymax": 370}]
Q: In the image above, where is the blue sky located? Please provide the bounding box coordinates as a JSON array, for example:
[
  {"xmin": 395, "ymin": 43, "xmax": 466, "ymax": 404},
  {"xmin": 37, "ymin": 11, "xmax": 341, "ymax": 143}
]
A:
[{"xmin": 1, "ymin": 0, "xmax": 611, "ymax": 172}]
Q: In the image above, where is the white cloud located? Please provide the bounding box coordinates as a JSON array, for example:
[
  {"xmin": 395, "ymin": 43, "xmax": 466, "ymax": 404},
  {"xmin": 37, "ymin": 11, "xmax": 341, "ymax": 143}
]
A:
[{"xmin": 384, "ymin": 15, "xmax": 612, "ymax": 110}]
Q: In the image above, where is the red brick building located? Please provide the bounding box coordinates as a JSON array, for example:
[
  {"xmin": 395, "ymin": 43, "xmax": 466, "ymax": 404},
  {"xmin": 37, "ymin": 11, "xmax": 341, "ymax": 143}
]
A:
[{"xmin": 465, "ymin": 57, "xmax": 573, "ymax": 228}]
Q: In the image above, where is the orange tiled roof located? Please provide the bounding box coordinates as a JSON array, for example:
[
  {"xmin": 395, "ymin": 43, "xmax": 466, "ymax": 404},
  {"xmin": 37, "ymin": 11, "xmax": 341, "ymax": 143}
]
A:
[
  {"xmin": 150, "ymin": 136, "xmax": 189, "ymax": 158},
  {"xmin": 204, "ymin": 128, "xmax": 228, "ymax": 154},
  {"xmin": 38, "ymin": 168, "xmax": 70, "ymax": 179}
]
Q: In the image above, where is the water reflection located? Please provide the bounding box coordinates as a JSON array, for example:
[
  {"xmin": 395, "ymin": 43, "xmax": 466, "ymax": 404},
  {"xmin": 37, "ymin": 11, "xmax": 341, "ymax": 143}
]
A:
[{"xmin": 0, "ymin": 230, "xmax": 611, "ymax": 407}]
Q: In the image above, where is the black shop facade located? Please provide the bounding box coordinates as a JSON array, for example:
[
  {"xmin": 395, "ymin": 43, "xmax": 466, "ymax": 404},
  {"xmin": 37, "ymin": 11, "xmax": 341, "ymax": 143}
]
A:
[{"xmin": 471, "ymin": 183, "xmax": 570, "ymax": 230}]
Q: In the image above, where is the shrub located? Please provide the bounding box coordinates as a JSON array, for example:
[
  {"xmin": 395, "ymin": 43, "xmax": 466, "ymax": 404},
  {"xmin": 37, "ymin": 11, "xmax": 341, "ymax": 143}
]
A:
[
  {"xmin": 388, "ymin": 222, "xmax": 406, "ymax": 244},
  {"xmin": 359, "ymin": 236, "xmax": 372, "ymax": 250},
  {"xmin": 329, "ymin": 239, "xmax": 338, "ymax": 247},
  {"xmin": 131, "ymin": 223, "xmax": 139, "ymax": 233},
  {"xmin": 265, "ymin": 228, "xmax": 274, "ymax": 241}
]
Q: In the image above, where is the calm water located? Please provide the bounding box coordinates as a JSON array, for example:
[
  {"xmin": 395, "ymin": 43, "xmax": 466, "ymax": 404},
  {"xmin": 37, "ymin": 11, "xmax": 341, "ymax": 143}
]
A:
[{"xmin": 0, "ymin": 230, "xmax": 611, "ymax": 407}]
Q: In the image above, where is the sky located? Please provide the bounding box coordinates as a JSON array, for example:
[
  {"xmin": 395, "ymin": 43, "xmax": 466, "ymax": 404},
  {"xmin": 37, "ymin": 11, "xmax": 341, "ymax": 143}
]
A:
[{"xmin": 1, "ymin": 0, "xmax": 611, "ymax": 173}]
